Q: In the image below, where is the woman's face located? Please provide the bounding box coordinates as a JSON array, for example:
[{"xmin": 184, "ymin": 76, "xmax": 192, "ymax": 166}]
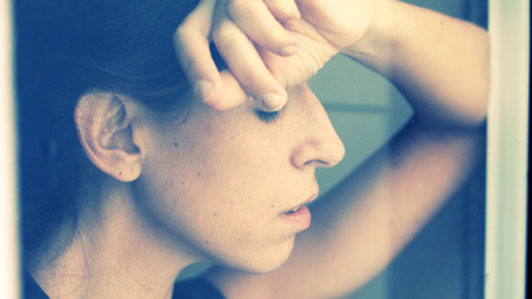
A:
[{"xmin": 135, "ymin": 83, "xmax": 345, "ymax": 273}]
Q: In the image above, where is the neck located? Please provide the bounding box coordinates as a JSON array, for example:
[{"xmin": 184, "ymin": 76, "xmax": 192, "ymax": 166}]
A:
[{"xmin": 29, "ymin": 182, "xmax": 200, "ymax": 299}]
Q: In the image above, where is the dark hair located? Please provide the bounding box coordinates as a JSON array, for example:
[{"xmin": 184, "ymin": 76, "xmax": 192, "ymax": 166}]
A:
[{"xmin": 15, "ymin": 0, "xmax": 199, "ymax": 264}]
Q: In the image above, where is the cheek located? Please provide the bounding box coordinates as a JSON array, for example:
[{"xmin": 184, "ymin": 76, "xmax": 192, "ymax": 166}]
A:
[
  {"xmin": 181, "ymin": 148, "xmax": 302, "ymax": 271},
  {"xmin": 136, "ymin": 127, "xmax": 297, "ymax": 272},
  {"xmin": 136, "ymin": 88, "xmax": 332, "ymax": 271}
]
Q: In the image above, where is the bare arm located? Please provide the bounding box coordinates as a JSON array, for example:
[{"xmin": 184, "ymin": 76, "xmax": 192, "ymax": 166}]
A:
[
  {"xmin": 203, "ymin": 1, "xmax": 488, "ymax": 298},
  {"xmin": 343, "ymin": 1, "xmax": 488, "ymax": 125}
]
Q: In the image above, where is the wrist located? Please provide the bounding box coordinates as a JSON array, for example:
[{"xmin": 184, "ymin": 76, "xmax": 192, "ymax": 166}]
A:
[{"xmin": 340, "ymin": 0, "xmax": 399, "ymax": 71}]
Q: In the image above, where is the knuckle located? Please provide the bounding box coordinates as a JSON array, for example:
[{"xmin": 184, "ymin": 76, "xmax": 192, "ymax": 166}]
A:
[
  {"xmin": 174, "ymin": 20, "xmax": 196, "ymax": 42},
  {"xmin": 267, "ymin": 0, "xmax": 299, "ymax": 20},
  {"xmin": 260, "ymin": 29, "xmax": 291, "ymax": 52},
  {"xmin": 271, "ymin": 7, "xmax": 291, "ymax": 19},
  {"xmin": 226, "ymin": 0, "xmax": 249, "ymax": 17},
  {"xmin": 173, "ymin": 25, "xmax": 188, "ymax": 42},
  {"xmin": 212, "ymin": 21, "xmax": 237, "ymax": 46}
]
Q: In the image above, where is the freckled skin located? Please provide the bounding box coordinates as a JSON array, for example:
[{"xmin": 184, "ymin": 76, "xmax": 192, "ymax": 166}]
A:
[{"xmin": 132, "ymin": 84, "xmax": 345, "ymax": 273}]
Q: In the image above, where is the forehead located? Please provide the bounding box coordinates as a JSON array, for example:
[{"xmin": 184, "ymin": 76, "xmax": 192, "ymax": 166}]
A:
[{"xmin": 147, "ymin": 83, "xmax": 315, "ymax": 139}]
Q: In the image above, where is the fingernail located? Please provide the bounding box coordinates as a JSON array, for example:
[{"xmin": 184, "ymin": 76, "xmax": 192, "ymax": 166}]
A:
[
  {"xmin": 279, "ymin": 44, "xmax": 299, "ymax": 56},
  {"xmin": 194, "ymin": 80, "xmax": 214, "ymax": 102},
  {"xmin": 258, "ymin": 92, "xmax": 284, "ymax": 111}
]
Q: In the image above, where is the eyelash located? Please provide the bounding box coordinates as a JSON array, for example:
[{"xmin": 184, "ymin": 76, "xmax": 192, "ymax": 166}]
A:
[{"xmin": 255, "ymin": 110, "xmax": 282, "ymax": 123}]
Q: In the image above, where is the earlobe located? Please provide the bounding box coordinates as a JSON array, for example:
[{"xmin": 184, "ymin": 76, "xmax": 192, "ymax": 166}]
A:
[{"xmin": 74, "ymin": 92, "xmax": 143, "ymax": 182}]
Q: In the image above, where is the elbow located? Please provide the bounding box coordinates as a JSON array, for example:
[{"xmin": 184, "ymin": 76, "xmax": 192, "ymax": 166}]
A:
[
  {"xmin": 467, "ymin": 27, "xmax": 490, "ymax": 125},
  {"xmin": 448, "ymin": 27, "xmax": 490, "ymax": 127}
]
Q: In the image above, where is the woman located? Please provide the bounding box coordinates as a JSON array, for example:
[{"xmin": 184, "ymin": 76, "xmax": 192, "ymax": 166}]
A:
[{"xmin": 16, "ymin": 0, "xmax": 488, "ymax": 298}]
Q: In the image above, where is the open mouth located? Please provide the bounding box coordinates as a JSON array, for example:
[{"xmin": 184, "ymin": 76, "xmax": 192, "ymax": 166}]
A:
[
  {"xmin": 282, "ymin": 190, "xmax": 319, "ymax": 215},
  {"xmin": 280, "ymin": 204, "xmax": 311, "ymax": 229}
]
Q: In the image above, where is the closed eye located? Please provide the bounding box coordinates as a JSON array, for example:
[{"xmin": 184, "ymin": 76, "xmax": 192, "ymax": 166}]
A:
[{"xmin": 255, "ymin": 109, "xmax": 282, "ymax": 123}]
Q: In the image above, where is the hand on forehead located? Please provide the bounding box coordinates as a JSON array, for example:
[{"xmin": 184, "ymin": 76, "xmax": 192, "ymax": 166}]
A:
[
  {"xmin": 173, "ymin": 0, "xmax": 298, "ymax": 111},
  {"xmin": 174, "ymin": 0, "xmax": 377, "ymax": 112}
]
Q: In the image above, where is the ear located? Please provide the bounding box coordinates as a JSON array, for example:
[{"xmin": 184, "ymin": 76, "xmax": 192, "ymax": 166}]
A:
[{"xmin": 74, "ymin": 92, "xmax": 144, "ymax": 182}]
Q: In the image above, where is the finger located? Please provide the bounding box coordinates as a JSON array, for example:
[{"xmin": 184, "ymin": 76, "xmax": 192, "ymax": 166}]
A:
[
  {"xmin": 212, "ymin": 18, "xmax": 288, "ymax": 111},
  {"xmin": 209, "ymin": 71, "xmax": 249, "ymax": 110},
  {"xmin": 227, "ymin": 0, "xmax": 299, "ymax": 56},
  {"xmin": 173, "ymin": 0, "xmax": 222, "ymax": 105},
  {"xmin": 264, "ymin": 0, "xmax": 300, "ymax": 28}
]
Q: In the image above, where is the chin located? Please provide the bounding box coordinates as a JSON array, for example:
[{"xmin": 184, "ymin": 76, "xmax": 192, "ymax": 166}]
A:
[{"xmin": 226, "ymin": 237, "xmax": 296, "ymax": 274}]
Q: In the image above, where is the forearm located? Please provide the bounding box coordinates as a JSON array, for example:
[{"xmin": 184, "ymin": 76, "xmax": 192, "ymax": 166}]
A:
[
  {"xmin": 272, "ymin": 4, "xmax": 489, "ymax": 295},
  {"xmin": 343, "ymin": 0, "xmax": 489, "ymax": 125},
  {"xmin": 290, "ymin": 122, "xmax": 485, "ymax": 297},
  {"xmin": 207, "ymin": 121, "xmax": 485, "ymax": 299},
  {"xmin": 202, "ymin": 2, "xmax": 489, "ymax": 297}
]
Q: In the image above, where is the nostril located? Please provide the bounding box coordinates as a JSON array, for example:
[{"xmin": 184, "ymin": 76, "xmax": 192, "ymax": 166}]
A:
[
  {"xmin": 291, "ymin": 138, "xmax": 345, "ymax": 169},
  {"xmin": 303, "ymin": 159, "xmax": 329, "ymax": 167}
]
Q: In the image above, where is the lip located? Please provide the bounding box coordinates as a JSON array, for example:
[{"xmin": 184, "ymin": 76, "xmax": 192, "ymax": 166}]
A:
[
  {"xmin": 281, "ymin": 191, "xmax": 319, "ymax": 215},
  {"xmin": 279, "ymin": 191, "xmax": 319, "ymax": 229},
  {"xmin": 280, "ymin": 205, "xmax": 311, "ymax": 229}
]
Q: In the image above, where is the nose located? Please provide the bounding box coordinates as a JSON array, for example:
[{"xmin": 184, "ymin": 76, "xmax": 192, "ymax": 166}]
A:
[{"xmin": 290, "ymin": 89, "xmax": 345, "ymax": 170}]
